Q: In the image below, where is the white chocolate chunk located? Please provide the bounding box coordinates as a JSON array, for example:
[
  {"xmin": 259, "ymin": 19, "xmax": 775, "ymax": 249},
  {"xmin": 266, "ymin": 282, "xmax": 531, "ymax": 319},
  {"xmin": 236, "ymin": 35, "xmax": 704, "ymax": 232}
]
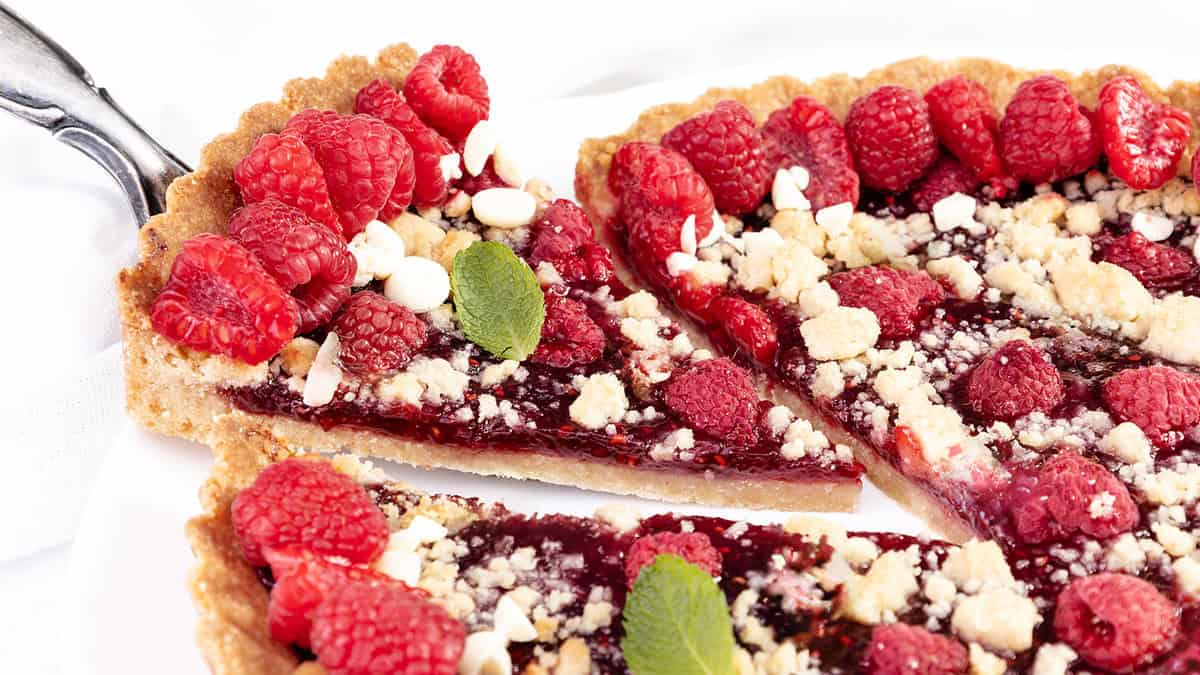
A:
[
  {"xmin": 384, "ymin": 256, "xmax": 452, "ymax": 312},
  {"xmin": 462, "ymin": 120, "xmax": 499, "ymax": 176},
  {"xmin": 302, "ymin": 333, "xmax": 342, "ymax": 407},
  {"xmin": 1131, "ymin": 211, "xmax": 1174, "ymax": 241},
  {"xmin": 472, "ymin": 188, "xmax": 537, "ymax": 229}
]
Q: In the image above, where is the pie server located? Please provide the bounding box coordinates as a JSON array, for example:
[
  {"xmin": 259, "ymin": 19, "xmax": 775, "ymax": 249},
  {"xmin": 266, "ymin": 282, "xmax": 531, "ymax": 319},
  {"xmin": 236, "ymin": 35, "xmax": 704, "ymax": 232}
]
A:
[{"xmin": 0, "ymin": 2, "xmax": 190, "ymax": 227}]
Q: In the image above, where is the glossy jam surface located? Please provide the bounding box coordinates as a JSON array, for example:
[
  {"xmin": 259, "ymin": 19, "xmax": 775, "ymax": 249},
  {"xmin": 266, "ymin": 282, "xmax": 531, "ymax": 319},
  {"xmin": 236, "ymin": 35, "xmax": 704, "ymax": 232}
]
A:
[{"xmin": 225, "ymin": 279, "xmax": 861, "ymax": 484}]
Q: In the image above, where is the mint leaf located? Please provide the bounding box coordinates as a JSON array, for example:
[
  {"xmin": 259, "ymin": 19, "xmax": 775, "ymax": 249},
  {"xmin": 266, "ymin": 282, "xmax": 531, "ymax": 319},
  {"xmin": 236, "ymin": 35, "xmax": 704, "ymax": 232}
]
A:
[
  {"xmin": 621, "ymin": 554, "xmax": 736, "ymax": 675},
  {"xmin": 449, "ymin": 241, "xmax": 545, "ymax": 360}
]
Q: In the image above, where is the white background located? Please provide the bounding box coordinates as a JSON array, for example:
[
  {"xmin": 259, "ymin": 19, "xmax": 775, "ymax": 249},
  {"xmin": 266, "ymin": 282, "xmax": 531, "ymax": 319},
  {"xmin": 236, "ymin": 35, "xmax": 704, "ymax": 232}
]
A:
[{"xmin": 2, "ymin": 0, "xmax": 1199, "ymax": 671}]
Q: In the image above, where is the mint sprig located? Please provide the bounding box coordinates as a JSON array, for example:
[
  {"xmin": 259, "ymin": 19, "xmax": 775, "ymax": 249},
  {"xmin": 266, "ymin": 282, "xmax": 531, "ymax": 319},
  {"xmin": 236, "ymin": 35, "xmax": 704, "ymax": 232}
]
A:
[
  {"xmin": 449, "ymin": 241, "xmax": 545, "ymax": 361},
  {"xmin": 621, "ymin": 554, "xmax": 736, "ymax": 675}
]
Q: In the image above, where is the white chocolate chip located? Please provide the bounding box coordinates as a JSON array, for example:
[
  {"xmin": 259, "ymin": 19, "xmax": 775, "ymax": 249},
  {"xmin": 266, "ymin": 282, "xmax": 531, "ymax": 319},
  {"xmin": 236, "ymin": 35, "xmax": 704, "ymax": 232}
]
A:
[
  {"xmin": 462, "ymin": 120, "xmax": 499, "ymax": 176},
  {"xmin": 771, "ymin": 167, "xmax": 812, "ymax": 211},
  {"xmin": 1131, "ymin": 211, "xmax": 1174, "ymax": 242},
  {"xmin": 815, "ymin": 201, "xmax": 853, "ymax": 235},
  {"xmin": 472, "ymin": 188, "xmax": 537, "ymax": 229},
  {"xmin": 932, "ymin": 193, "xmax": 978, "ymax": 232},
  {"xmin": 384, "ymin": 256, "xmax": 451, "ymax": 312},
  {"xmin": 492, "ymin": 143, "xmax": 523, "ymax": 188},
  {"xmin": 679, "ymin": 215, "xmax": 698, "ymax": 255},
  {"xmin": 459, "ymin": 631, "xmax": 512, "ymax": 675},
  {"xmin": 493, "ymin": 595, "xmax": 538, "ymax": 643},
  {"xmin": 666, "ymin": 252, "xmax": 698, "ymax": 276},
  {"xmin": 302, "ymin": 333, "xmax": 342, "ymax": 407},
  {"xmin": 348, "ymin": 220, "xmax": 407, "ymax": 286},
  {"xmin": 439, "ymin": 152, "xmax": 463, "ymax": 182}
]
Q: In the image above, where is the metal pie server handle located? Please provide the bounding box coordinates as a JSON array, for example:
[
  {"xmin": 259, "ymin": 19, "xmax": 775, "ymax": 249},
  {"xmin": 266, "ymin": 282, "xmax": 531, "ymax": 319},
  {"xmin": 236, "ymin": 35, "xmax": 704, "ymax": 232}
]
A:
[{"xmin": 0, "ymin": 3, "xmax": 190, "ymax": 227}]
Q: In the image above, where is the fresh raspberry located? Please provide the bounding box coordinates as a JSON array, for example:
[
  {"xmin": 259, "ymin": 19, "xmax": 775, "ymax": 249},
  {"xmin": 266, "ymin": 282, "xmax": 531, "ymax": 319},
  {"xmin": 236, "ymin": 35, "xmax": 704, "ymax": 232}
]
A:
[
  {"xmin": 709, "ymin": 296, "xmax": 778, "ymax": 364},
  {"xmin": 528, "ymin": 200, "xmax": 614, "ymax": 285},
  {"xmin": 828, "ymin": 266, "xmax": 944, "ymax": 339},
  {"xmin": 1054, "ymin": 573, "xmax": 1181, "ymax": 671},
  {"xmin": 967, "ymin": 340, "xmax": 1064, "ymax": 421},
  {"xmin": 150, "ymin": 234, "xmax": 298, "ymax": 365},
  {"xmin": 285, "ymin": 110, "xmax": 409, "ymax": 239},
  {"xmin": 909, "ymin": 154, "xmax": 979, "ymax": 213},
  {"xmin": 402, "ymin": 45, "xmax": 489, "ymax": 144},
  {"xmin": 332, "ymin": 291, "xmax": 429, "ymax": 377},
  {"xmin": 1100, "ymin": 231, "xmax": 1197, "ymax": 290},
  {"xmin": 862, "ymin": 623, "xmax": 968, "ymax": 675},
  {"xmin": 998, "ymin": 75, "xmax": 1102, "ymax": 183},
  {"xmin": 265, "ymin": 548, "xmax": 395, "ymax": 648},
  {"xmin": 610, "ymin": 143, "xmax": 715, "ymax": 284},
  {"xmin": 235, "ymin": 132, "xmax": 340, "ymax": 234},
  {"xmin": 1005, "ymin": 450, "xmax": 1138, "ymax": 544},
  {"xmin": 661, "ymin": 100, "xmax": 771, "ymax": 214},
  {"xmin": 228, "ymin": 200, "xmax": 356, "ymax": 332},
  {"xmin": 845, "ymin": 86, "xmax": 939, "ymax": 192},
  {"xmin": 310, "ymin": 582, "xmax": 465, "ymax": 675},
  {"xmin": 923, "ymin": 75, "xmax": 1002, "ymax": 179},
  {"xmin": 670, "ymin": 273, "xmax": 725, "ymax": 318},
  {"xmin": 530, "ymin": 295, "xmax": 605, "ymax": 368},
  {"xmin": 1098, "ymin": 75, "xmax": 1191, "ymax": 190},
  {"xmin": 1103, "ymin": 365, "xmax": 1200, "ymax": 436},
  {"xmin": 760, "ymin": 96, "xmax": 860, "ymax": 210},
  {"xmin": 355, "ymin": 79, "xmax": 455, "ymax": 209},
  {"xmin": 231, "ymin": 458, "xmax": 388, "ymax": 567},
  {"xmin": 664, "ymin": 357, "xmax": 759, "ymax": 444},
  {"xmin": 609, "ymin": 142, "xmax": 715, "ymax": 238},
  {"xmin": 624, "ymin": 531, "xmax": 722, "ymax": 588}
]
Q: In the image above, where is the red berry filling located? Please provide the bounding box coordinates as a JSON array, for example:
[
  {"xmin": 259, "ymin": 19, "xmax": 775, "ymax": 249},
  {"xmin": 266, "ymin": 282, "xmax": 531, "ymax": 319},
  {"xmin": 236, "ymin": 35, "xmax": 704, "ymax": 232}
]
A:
[{"xmin": 150, "ymin": 234, "xmax": 298, "ymax": 365}]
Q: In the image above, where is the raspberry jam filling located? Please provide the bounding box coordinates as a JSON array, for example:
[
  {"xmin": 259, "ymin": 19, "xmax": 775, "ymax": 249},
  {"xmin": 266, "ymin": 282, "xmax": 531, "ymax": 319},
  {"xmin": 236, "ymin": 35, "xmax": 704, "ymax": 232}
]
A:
[{"xmin": 224, "ymin": 277, "xmax": 858, "ymax": 482}]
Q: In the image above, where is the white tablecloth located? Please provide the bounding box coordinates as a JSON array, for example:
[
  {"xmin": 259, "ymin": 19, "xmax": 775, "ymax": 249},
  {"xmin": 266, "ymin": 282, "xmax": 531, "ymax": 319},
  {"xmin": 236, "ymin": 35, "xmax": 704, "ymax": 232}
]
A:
[{"xmin": 3, "ymin": 0, "xmax": 1198, "ymax": 671}]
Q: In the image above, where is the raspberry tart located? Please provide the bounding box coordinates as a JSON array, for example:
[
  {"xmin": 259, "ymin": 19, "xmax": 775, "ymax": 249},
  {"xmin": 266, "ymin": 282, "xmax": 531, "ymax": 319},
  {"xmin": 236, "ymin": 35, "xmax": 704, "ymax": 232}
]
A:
[
  {"xmin": 577, "ymin": 60, "xmax": 1200, "ymax": 667},
  {"xmin": 118, "ymin": 43, "xmax": 862, "ymax": 511},
  {"xmin": 189, "ymin": 416, "xmax": 1200, "ymax": 675}
]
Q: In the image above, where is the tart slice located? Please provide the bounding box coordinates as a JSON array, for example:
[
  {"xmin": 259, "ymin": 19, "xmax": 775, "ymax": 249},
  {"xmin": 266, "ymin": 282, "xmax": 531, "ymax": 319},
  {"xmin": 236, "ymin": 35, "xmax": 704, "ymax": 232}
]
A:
[
  {"xmin": 576, "ymin": 61, "xmax": 1200, "ymax": 576},
  {"xmin": 190, "ymin": 416, "xmax": 1200, "ymax": 675},
  {"xmin": 118, "ymin": 43, "xmax": 861, "ymax": 511}
]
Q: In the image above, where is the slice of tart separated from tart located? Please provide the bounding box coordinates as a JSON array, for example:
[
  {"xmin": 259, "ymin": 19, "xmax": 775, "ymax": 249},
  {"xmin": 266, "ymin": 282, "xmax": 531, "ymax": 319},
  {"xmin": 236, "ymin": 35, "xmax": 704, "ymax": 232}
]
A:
[
  {"xmin": 190, "ymin": 415, "xmax": 1200, "ymax": 675},
  {"xmin": 118, "ymin": 43, "xmax": 862, "ymax": 511},
  {"xmin": 575, "ymin": 58, "xmax": 1200, "ymax": 563}
]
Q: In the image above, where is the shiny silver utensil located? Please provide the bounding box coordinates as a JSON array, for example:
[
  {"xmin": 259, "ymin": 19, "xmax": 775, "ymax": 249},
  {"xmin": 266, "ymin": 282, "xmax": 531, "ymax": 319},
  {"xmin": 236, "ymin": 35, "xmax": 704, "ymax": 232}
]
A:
[{"xmin": 0, "ymin": 2, "xmax": 190, "ymax": 226}]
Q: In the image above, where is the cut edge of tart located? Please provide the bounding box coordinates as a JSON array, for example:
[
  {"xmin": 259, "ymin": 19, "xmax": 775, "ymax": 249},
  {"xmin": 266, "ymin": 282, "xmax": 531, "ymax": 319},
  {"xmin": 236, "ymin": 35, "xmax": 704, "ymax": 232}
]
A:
[
  {"xmin": 117, "ymin": 43, "xmax": 861, "ymax": 513},
  {"xmin": 574, "ymin": 57, "xmax": 1200, "ymax": 543}
]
